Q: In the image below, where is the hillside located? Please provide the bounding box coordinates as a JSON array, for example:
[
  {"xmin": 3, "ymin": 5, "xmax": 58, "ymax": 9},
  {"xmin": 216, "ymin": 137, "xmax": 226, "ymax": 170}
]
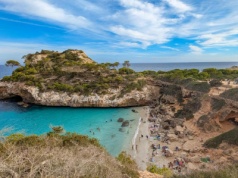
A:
[
  {"xmin": 0, "ymin": 128, "xmax": 139, "ymax": 178},
  {"xmin": 0, "ymin": 50, "xmax": 154, "ymax": 107}
]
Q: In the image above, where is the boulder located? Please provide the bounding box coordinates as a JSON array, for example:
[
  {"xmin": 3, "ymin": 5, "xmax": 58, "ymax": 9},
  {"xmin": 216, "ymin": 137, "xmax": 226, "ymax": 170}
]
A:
[
  {"xmin": 162, "ymin": 122, "xmax": 170, "ymax": 130},
  {"xmin": 167, "ymin": 133, "xmax": 178, "ymax": 141},
  {"xmin": 131, "ymin": 109, "xmax": 138, "ymax": 113},
  {"xmin": 175, "ymin": 125, "xmax": 184, "ymax": 133},
  {"xmin": 187, "ymin": 162, "xmax": 197, "ymax": 170},
  {"xmin": 117, "ymin": 118, "xmax": 124, "ymax": 122},
  {"xmin": 190, "ymin": 155, "xmax": 201, "ymax": 163},
  {"xmin": 121, "ymin": 120, "xmax": 129, "ymax": 127},
  {"xmin": 119, "ymin": 128, "xmax": 126, "ymax": 132}
]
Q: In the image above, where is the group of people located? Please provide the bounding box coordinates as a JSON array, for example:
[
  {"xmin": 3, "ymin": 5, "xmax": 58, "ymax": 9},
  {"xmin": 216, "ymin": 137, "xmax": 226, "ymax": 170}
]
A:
[{"xmin": 168, "ymin": 158, "xmax": 185, "ymax": 173}]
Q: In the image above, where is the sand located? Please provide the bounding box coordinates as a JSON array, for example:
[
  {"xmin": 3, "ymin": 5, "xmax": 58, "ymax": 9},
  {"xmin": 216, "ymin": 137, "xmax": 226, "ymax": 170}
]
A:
[{"xmin": 127, "ymin": 106, "xmax": 151, "ymax": 170}]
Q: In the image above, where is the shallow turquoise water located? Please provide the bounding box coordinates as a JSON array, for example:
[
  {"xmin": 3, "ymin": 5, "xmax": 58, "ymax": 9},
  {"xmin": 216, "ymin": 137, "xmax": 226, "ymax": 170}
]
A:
[{"xmin": 0, "ymin": 101, "xmax": 140, "ymax": 156}]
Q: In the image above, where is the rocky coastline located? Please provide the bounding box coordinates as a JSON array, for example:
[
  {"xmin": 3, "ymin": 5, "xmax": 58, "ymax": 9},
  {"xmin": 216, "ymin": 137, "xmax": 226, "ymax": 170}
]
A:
[{"xmin": 0, "ymin": 81, "xmax": 158, "ymax": 107}]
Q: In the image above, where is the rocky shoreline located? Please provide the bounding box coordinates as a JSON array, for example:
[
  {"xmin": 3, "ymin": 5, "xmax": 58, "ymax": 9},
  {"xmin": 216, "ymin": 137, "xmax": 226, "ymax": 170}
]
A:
[{"xmin": 0, "ymin": 82, "xmax": 157, "ymax": 107}]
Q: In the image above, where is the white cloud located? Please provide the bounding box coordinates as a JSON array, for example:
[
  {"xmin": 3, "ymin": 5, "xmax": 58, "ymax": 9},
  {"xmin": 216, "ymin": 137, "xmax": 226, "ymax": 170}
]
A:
[
  {"xmin": 164, "ymin": 0, "xmax": 193, "ymax": 12},
  {"xmin": 189, "ymin": 45, "xmax": 203, "ymax": 54},
  {"xmin": 161, "ymin": 46, "xmax": 180, "ymax": 51},
  {"xmin": 0, "ymin": 0, "xmax": 238, "ymax": 53},
  {"xmin": 197, "ymin": 29, "xmax": 238, "ymax": 47},
  {"xmin": 0, "ymin": 0, "xmax": 90, "ymax": 29}
]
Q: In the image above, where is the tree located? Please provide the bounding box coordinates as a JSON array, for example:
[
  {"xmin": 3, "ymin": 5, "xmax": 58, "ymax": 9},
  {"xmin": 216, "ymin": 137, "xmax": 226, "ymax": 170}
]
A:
[
  {"xmin": 122, "ymin": 60, "xmax": 130, "ymax": 68},
  {"xmin": 113, "ymin": 62, "xmax": 119, "ymax": 69},
  {"xmin": 5, "ymin": 60, "xmax": 21, "ymax": 67}
]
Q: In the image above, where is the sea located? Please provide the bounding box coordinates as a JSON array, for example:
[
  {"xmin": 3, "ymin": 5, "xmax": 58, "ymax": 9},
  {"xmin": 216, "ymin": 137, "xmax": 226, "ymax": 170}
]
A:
[{"xmin": 0, "ymin": 62, "xmax": 238, "ymax": 156}]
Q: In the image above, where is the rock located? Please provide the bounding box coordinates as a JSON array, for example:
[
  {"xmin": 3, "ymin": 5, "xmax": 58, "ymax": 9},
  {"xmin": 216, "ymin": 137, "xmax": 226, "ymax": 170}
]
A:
[
  {"xmin": 131, "ymin": 109, "xmax": 138, "ymax": 113},
  {"xmin": 162, "ymin": 122, "xmax": 170, "ymax": 130},
  {"xmin": 187, "ymin": 162, "xmax": 197, "ymax": 170},
  {"xmin": 217, "ymin": 156, "xmax": 227, "ymax": 164},
  {"xmin": 117, "ymin": 118, "xmax": 124, "ymax": 122},
  {"xmin": 121, "ymin": 120, "xmax": 129, "ymax": 127},
  {"xmin": 17, "ymin": 101, "xmax": 24, "ymax": 106},
  {"xmin": 190, "ymin": 155, "xmax": 201, "ymax": 163},
  {"xmin": 119, "ymin": 128, "xmax": 126, "ymax": 132},
  {"xmin": 167, "ymin": 133, "xmax": 178, "ymax": 141},
  {"xmin": 175, "ymin": 125, "xmax": 184, "ymax": 133},
  {"xmin": 0, "ymin": 82, "xmax": 156, "ymax": 107}
]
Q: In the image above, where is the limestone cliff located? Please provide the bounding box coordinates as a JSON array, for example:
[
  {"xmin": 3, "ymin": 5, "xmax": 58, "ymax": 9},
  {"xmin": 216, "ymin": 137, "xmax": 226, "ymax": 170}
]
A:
[{"xmin": 0, "ymin": 82, "xmax": 158, "ymax": 107}]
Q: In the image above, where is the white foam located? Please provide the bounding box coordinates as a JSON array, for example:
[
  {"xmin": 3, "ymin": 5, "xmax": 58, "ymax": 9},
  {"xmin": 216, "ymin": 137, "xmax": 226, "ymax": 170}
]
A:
[{"xmin": 132, "ymin": 117, "xmax": 141, "ymax": 156}]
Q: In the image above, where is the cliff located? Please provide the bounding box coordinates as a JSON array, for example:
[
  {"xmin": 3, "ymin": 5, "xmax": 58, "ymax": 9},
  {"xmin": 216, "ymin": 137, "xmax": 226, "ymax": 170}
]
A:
[{"xmin": 0, "ymin": 82, "xmax": 157, "ymax": 107}]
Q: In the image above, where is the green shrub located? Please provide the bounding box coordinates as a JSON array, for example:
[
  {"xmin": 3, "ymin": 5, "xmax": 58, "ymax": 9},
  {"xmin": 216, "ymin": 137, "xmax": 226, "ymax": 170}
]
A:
[
  {"xmin": 174, "ymin": 108, "xmax": 194, "ymax": 120},
  {"xmin": 220, "ymin": 88, "xmax": 238, "ymax": 101},
  {"xmin": 185, "ymin": 81, "xmax": 210, "ymax": 93},
  {"xmin": 147, "ymin": 165, "xmax": 172, "ymax": 178},
  {"xmin": 204, "ymin": 127, "xmax": 238, "ymax": 148},
  {"xmin": 210, "ymin": 79, "xmax": 222, "ymax": 87},
  {"xmin": 119, "ymin": 67, "xmax": 135, "ymax": 74},
  {"xmin": 184, "ymin": 97, "xmax": 202, "ymax": 113},
  {"xmin": 117, "ymin": 152, "xmax": 139, "ymax": 178},
  {"xmin": 160, "ymin": 85, "xmax": 183, "ymax": 103},
  {"xmin": 211, "ymin": 98, "xmax": 225, "ymax": 111}
]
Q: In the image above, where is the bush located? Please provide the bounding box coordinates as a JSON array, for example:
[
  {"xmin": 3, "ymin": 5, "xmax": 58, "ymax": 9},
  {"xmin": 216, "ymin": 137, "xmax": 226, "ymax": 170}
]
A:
[
  {"xmin": 220, "ymin": 88, "xmax": 238, "ymax": 101},
  {"xmin": 147, "ymin": 165, "xmax": 172, "ymax": 178},
  {"xmin": 174, "ymin": 108, "xmax": 194, "ymax": 120},
  {"xmin": 204, "ymin": 127, "xmax": 238, "ymax": 148},
  {"xmin": 185, "ymin": 81, "xmax": 210, "ymax": 93},
  {"xmin": 160, "ymin": 85, "xmax": 183, "ymax": 103},
  {"xmin": 211, "ymin": 98, "xmax": 225, "ymax": 111},
  {"xmin": 184, "ymin": 97, "xmax": 202, "ymax": 113},
  {"xmin": 210, "ymin": 79, "xmax": 222, "ymax": 87},
  {"xmin": 119, "ymin": 67, "xmax": 135, "ymax": 74}
]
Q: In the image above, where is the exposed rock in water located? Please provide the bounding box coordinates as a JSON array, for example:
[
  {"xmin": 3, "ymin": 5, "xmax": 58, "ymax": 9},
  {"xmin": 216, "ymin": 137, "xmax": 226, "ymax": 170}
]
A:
[
  {"xmin": 117, "ymin": 118, "xmax": 124, "ymax": 122},
  {"xmin": 131, "ymin": 109, "xmax": 138, "ymax": 113},
  {"xmin": 121, "ymin": 120, "xmax": 130, "ymax": 127},
  {"xmin": 119, "ymin": 128, "xmax": 126, "ymax": 132}
]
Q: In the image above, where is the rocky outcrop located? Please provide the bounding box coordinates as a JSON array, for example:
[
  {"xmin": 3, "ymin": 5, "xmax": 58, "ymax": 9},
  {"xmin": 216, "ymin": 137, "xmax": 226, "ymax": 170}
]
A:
[{"xmin": 0, "ymin": 82, "xmax": 158, "ymax": 107}]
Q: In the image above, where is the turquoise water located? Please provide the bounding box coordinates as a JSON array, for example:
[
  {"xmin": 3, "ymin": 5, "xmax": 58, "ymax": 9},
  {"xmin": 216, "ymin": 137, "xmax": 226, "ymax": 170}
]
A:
[{"xmin": 0, "ymin": 101, "xmax": 140, "ymax": 156}]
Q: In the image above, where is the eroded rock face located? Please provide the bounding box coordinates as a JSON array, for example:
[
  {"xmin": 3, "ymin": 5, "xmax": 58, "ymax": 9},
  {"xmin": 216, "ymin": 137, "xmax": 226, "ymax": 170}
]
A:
[{"xmin": 0, "ymin": 82, "xmax": 157, "ymax": 107}]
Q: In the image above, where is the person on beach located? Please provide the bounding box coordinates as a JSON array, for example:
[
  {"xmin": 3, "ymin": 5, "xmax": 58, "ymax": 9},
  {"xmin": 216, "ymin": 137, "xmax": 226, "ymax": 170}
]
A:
[
  {"xmin": 132, "ymin": 145, "xmax": 134, "ymax": 150},
  {"xmin": 141, "ymin": 134, "xmax": 143, "ymax": 138},
  {"xmin": 146, "ymin": 135, "xmax": 148, "ymax": 139}
]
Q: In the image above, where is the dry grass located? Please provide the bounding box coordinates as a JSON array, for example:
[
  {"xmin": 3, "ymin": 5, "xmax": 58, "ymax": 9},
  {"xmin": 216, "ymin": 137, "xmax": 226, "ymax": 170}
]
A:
[{"xmin": 0, "ymin": 132, "xmax": 139, "ymax": 178}]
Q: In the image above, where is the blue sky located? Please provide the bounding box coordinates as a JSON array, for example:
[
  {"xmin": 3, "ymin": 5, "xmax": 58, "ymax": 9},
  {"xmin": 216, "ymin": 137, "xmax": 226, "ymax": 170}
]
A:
[{"xmin": 0, "ymin": 0, "xmax": 238, "ymax": 64}]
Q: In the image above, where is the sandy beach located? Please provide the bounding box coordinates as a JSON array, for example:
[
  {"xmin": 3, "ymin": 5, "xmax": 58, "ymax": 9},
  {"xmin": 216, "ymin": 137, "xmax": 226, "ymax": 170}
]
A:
[{"xmin": 128, "ymin": 106, "xmax": 151, "ymax": 170}]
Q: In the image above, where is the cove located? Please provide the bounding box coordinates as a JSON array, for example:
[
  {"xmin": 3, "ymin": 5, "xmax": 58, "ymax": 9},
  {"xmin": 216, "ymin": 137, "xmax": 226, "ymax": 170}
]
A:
[{"xmin": 0, "ymin": 101, "xmax": 140, "ymax": 156}]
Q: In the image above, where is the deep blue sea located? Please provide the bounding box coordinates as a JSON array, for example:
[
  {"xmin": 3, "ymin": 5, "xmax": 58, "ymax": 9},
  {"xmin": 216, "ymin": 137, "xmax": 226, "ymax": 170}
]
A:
[{"xmin": 0, "ymin": 62, "xmax": 237, "ymax": 156}]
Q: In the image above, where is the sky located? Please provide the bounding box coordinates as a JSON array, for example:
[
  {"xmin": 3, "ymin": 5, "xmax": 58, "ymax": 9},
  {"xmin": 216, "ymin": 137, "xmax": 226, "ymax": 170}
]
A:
[{"xmin": 0, "ymin": 0, "xmax": 238, "ymax": 64}]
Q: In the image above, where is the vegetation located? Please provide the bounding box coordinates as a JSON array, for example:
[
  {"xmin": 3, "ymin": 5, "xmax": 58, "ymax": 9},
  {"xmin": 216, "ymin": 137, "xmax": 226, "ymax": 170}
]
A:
[
  {"xmin": 211, "ymin": 98, "xmax": 226, "ymax": 111},
  {"xmin": 1, "ymin": 50, "xmax": 146, "ymax": 97},
  {"xmin": 116, "ymin": 152, "xmax": 140, "ymax": 178},
  {"xmin": 2, "ymin": 49, "xmax": 238, "ymax": 98},
  {"xmin": 174, "ymin": 108, "xmax": 194, "ymax": 120},
  {"xmin": 220, "ymin": 88, "xmax": 238, "ymax": 101},
  {"xmin": 5, "ymin": 60, "xmax": 21, "ymax": 67},
  {"xmin": 209, "ymin": 79, "xmax": 222, "ymax": 87},
  {"xmin": 122, "ymin": 60, "xmax": 130, "ymax": 68},
  {"xmin": 184, "ymin": 81, "xmax": 210, "ymax": 93},
  {"xmin": 172, "ymin": 164, "xmax": 238, "ymax": 178},
  {"xmin": 147, "ymin": 164, "xmax": 172, "ymax": 178},
  {"xmin": 160, "ymin": 85, "xmax": 183, "ymax": 103},
  {"xmin": 0, "ymin": 128, "xmax": 139, "ymax": 178},
  {"xmin": 204, "ymin": 127, "xmax": 238, "ymax": 148}
]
